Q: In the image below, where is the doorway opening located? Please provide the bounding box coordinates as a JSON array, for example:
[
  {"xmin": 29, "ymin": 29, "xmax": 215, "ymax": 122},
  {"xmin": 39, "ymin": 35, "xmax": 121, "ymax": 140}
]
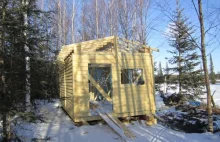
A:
[{"xmin": 88, "ymin": 64, "xmax": 113, "ymax": 113}]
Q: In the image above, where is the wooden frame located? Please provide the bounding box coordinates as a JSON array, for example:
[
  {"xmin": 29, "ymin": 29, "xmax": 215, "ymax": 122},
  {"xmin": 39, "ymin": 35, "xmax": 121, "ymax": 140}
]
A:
[{"xmin": 58, "ymin": 36, "xmax": 157, "ymax": 123}]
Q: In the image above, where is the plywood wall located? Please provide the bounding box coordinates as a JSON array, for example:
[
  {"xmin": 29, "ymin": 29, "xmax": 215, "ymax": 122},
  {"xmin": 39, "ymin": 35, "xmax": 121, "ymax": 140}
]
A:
[
  {"xmin": 72, "ymin": 52, "xmax": 117, "ymax": 120},
  {"xmin": 58, "ymin": 55, "xmax": 75, "ymax": 119},
  {"xmin": 59, "ymin": 63, "xmax": 65, "ymax": 107},
  {"xmin": 58, "ymin": 36, "xmax": 156, "ymax": 122},
  {"xmin": 113, "ymin": 52, "xmax": 155, "ymax": 116}
]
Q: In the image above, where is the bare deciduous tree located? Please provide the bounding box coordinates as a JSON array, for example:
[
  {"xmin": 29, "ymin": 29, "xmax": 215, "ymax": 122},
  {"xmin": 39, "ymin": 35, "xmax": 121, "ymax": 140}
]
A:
[
  {"xmin": 22, "ymin": 0, "xmax": 31, "ymax": 111},
  {"xmin": 197, "ymin": 0, "xmax": 213, "ymax": 133}
]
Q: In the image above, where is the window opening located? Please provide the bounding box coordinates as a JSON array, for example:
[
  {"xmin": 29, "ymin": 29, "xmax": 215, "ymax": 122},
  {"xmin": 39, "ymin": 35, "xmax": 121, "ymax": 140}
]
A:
[{"xmin": 121, "ymin": 69, "xmax": 144, "ymax": 85}]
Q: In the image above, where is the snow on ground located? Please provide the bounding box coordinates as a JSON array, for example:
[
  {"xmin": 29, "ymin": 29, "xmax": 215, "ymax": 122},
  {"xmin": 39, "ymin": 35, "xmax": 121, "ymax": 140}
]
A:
[
  {"xmin": 155, "ymin": 91, "xmax": 166, "ymax": 109},
  {"xmin": 209, "ymin": 83, "xmax": 220, "ymax": 106},
  {"xmin": 11, "ymin": 99, "xmax": 220, "ymax": 142},
  {"xmin": 158, "ymin": 83, "xmax": 220, "ymax": 107},
  {"xmin": 14, "ymin": 101, "xmax": 119, "ymax": 142},
  {"xmin": 196, "ymin": 83, "xmax": 220, "ymax": 106},
  {"xmin": 128, "ymin": 121, "xmax": 220, "ymax": 142},
  {"xmin": 0, "ymin": 84, "xmax": 219, "ymax": 141}
]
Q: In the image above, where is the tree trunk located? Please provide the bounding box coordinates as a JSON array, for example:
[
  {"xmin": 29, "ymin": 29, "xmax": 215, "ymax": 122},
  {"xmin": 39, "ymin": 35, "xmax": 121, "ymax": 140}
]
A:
[
  {"xmin": 58, "ymin": 0, "xmax": 62, "ymax": 48},
  {"xmin": 2, "ymin": 112, "xmax": 10, "ymax": 141},
  {"xmin": 71, "ymin": 0, "xmax": 76, "ymax": 43},
  {"xmin": 1, "ymin": 1, "xmax": 10, "ymax": 140},
  {"xmin": 198, "ymin": 0, "xmax": 213, "ymax": 132},
  {"xmin": 178, "ymin": 54, "xmax": 182, "ymax": 94},
  {"xmin": 95, "ymin": 0, "xmax": 99, "ymax": 38},
  {"xmin": 63, "ymin": 0, "xmax": 66, "ymax": 44},
  {"xmin": 22, "ymin": 0, "xmax": 31, "ymax": 111}
]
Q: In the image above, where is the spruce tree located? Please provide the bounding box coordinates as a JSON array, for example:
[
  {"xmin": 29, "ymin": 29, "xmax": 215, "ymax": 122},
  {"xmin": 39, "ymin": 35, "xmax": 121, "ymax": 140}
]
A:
[
  {"xmin": 217, "ymin": 72, "xmax": 220, "ymax": 80},
  {"xmin": 165, "ymin": 62, "xmax": 170, "ymax": 84},
  {"xmin": 165, "ymin": 62, "xmax": 169, "ymax": 76},
  {"xmin": 154, "ymin": 62, "xmax": 157, "ymax": 72},
  {"xmin": 158, "ymin": 62, "xmax": 163, "ymax": 76},
  {"xmin": 167, "ymin": 2, "xmax": 202, "ymax": 95},
  {"xmin": 0, "ymin": 0, "xmax": 56, "ymax": 140},
  {"xmin": 155, "ymin": 62, "xmax": 164, "ymax": 84},
  {"xmin": 209, "ymin": 54, "xmax": 216, "ymax": 84}
]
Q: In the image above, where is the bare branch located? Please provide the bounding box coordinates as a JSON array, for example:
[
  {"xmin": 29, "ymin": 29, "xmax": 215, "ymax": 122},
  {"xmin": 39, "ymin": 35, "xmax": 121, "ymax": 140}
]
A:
[{"xmin": 191, "ymin": 0, "xmax": 199, "ymax": 19}]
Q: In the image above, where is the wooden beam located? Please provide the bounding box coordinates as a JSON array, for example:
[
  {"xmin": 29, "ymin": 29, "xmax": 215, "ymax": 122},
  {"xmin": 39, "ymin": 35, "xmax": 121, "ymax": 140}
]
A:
[
  {"xmin": 117, "ymin": 37, "xmax": 159, "ymax": 52},
  {"xmin": 106, "ymin": 114, "xmax": 136, "ymax": 139},
  {"xmin": 90, "ymin": 101, "xmax": 136, "ymax": 139},
  {"xmin": 88, "ymin": 64, "xmax": 111, "ymax": 68},
  {"xmin": 134, "ymin": 73, "xmax": 142, "ymax": 84},
  {"xmin": 149, "ymin": 47, "xmax": 159, "ymax": 52},
  {"xmin": 88, "ymin": 73, "xmax": 112, "ymax": 102},
  {"xmin": 75, "ymin": 36, "xmax": 114, "ymax": 46}
]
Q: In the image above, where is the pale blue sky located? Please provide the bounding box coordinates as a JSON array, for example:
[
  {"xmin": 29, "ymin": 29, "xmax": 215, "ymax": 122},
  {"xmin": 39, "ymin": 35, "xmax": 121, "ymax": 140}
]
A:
[
  {"xmin": 147, "ymin": 0, "xmax": 220, "ymax": 73},
  {"xmin": 64, "ymin": 0, "xmax": 220, "ymax": 72}
]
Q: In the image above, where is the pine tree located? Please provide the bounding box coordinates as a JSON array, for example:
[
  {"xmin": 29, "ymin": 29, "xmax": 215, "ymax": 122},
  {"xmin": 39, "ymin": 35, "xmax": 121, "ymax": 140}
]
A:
[
  {"xmin": 167, "ymin": 1, "xmax": 202, "ymax": 95},
  {"xmin": 209, "ymin": 54, "xmax": 216, "ymax": 84}
]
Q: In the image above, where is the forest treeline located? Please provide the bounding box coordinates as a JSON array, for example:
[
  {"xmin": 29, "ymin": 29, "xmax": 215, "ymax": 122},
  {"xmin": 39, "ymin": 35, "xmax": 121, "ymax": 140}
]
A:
[
  {"xmin": 0, "ymin": 0, "xmax": 155, "ymax": 113},
  {"xmin": 0, "ymin": 0, "xmax": 154, "ymax": 140}
]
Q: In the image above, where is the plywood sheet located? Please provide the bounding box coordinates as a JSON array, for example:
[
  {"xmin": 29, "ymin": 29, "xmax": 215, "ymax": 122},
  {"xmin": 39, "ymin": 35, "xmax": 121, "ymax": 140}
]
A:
[
  {"xmin": 113, "ymin": 94, "xmax": 147, "ymax": 104},
  {"xmin": 120, "ymin": 55, "xmax": 151, "ymax": 61},
  {"xmin": 74, "ymin": 88, "xmax": 89, "ymax": 96},
  {"xmin": 114, "ymin": 99, "xmax": 147, "ymax": 108},
  {"xmin": 74, "ymin": 54, "xmax": 116, "ymax": 61},
  {"xmin": 114, "ymin": 110, "xmax": 151, "ymax": 118},
  {"xmin": 74, "ymin": 105, "xmax": 89, "ymax": 115},
  {"xmin": 114, "ymin": 104, "xmax": 147, "ymax": 113}
]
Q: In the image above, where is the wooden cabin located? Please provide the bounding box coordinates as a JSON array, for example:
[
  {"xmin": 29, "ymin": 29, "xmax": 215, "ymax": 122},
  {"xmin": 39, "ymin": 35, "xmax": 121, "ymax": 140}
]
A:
[{"xmin": 57, "ymin": 36, "xmax": 158, "ymax": 124}]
